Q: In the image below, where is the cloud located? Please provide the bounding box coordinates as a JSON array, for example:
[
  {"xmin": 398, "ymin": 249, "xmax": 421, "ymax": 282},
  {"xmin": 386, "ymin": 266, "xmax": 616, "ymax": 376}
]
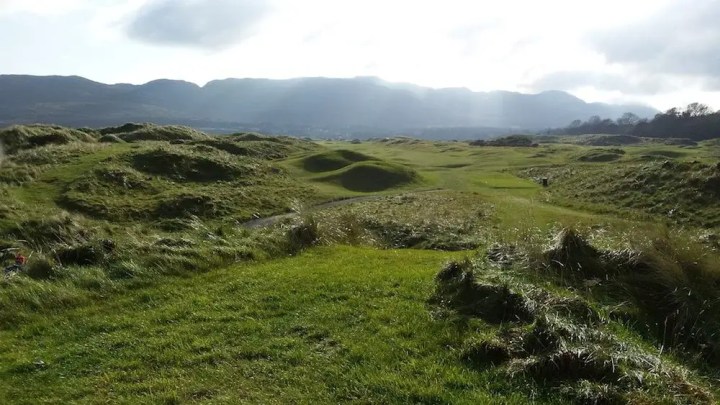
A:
[
  {"xmin": 126, "ymin": 0, "xmax": 271, "ymax": 49},
  {"xmin": 588, "ymin": 0, "xmax": 720, "ymax": 81},
  {"xmin": 529, "ymin": 71, "xmax": 677, "ymax": 95}
]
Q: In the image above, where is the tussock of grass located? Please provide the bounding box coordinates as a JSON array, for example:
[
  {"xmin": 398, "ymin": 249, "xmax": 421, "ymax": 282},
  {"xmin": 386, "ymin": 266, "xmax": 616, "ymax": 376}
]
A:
[
  {"xmin": 535, "ymin": 228, "xmax": 720, "ymax": 364},
  {"xmin": 428, "ymin": 241, "xmax": 718, "ymax": 403},
  {"xmin": 154, "ymin": 193, "xmax": 228, "ymax": 219},
  {"xmin": 2, "ymin": 214, "xmax": 96, "ymax": 249},
  {"xmin": 130, "ymin": 147, "xmax": 253, "ymax": 182},
  {"xmin": 429, "ymin": 260, "xmax": 533, "ymax": 322},
  {"xmin": 54, "ymin": 239, "xmax": 114, "ymax": 267},
  {"xmin": 0, "ymin": 125, "xmax": 96, "ymax": 154},
  {"xmin": 100, "ymin": 123, "xmax": 207, "ymax": 142},
  {"xmin": 313, "ymin": 191, "xmax": 491, "ymax": 250}
]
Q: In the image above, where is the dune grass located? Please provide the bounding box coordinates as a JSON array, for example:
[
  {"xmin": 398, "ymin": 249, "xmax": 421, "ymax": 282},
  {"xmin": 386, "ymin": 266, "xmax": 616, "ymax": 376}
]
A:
[
  {"xmin": 1, "ymin": 125, "xmax": 719, "ymax": 403},
  {"xmin": 300, "ymin": 149, "xmax": 377, "ymax": 172}
]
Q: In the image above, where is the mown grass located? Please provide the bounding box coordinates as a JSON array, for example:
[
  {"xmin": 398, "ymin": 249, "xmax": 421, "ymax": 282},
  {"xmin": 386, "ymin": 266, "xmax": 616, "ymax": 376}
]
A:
[{"xmin": 0, "ymin": 246, "xmax": 552, "ymax": 404}]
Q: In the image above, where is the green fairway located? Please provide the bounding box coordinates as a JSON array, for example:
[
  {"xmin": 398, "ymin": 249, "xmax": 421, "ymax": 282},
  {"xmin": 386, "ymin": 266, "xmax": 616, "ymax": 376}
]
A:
[{"xmin": 0, "ymin": 246, "xmax": 549, "ymax": 404}]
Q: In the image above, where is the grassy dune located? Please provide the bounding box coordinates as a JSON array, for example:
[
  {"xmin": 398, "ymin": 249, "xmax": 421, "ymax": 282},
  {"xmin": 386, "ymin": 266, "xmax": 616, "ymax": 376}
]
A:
[{"xmin": 1, "ymin": 125, "xmax": 719, "ymax": 403}]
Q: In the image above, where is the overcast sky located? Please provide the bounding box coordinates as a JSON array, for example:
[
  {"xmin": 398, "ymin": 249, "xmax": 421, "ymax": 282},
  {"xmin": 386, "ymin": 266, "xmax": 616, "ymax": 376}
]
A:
[{"xmin": 1, "ymin": 0, "xmax": 719, "ymax": 110}]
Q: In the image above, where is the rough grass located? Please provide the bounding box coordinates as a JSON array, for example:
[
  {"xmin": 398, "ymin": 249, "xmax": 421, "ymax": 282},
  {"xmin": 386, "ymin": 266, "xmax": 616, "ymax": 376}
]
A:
[
  {"xmin": 576, "ymin": 135, "xmax": 643, "ymax": 146},
  {"xmin": 301, "ymin": 149, "xmax": 377, "ymax": 172},
  {"xmin": 574, "ymin": 148, "xmax": 625, "ymax": 162},
  {"xmin": 194, "ymin": 134, "xmax": 318, "ymax": 160},
  {"xmin": 1, "ymin": 126, "xmax": 719, "ymax": 403},
  {"xmin": 317, "ymin": 161, "xmax": 421, "ymax": 192},
  {"xmin": 129, "ymin": 146, "xmax": 255, "ymax": 182},
  {"xmin": 521, "ymin": 160, "xmax": 720, "ymax": 228},
  {"xmin": 0, "ymin": 125, "xmax": 97, "ymax": 154},
  {"xmin": 102, "ymin": 123, "xmax": 207, "ymax": 142},
  {"xmin": 429, "ymin": 237, "xmax": 719, "ymax": 404},
  {"xmin": 312, "ymin": 191, "xmax": 492, "ymax": 250}
]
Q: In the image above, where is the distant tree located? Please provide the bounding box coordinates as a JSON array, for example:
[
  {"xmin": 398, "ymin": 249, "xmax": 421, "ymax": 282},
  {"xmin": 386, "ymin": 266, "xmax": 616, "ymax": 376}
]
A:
[
  {"xmin": 683, "ymin": 102, "xmax": 711, "ymax": 118},
  {"xmin": 548, "ymin": 102, "xmax": 720, "ymax": 141},
  {"xmin": 587, "ymin": 115, "xmax": 602, "ymax": 125},
  {"xmin": 616, "ymin": 112, "xmax": 640, "ymax": 126},
  {"xmin": 664, "ymin": 107, "xmax": 680, "ymax": 118}
]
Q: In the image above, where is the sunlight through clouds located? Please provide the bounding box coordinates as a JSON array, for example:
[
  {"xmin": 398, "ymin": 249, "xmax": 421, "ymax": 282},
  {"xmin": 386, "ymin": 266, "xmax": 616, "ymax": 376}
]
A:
[{"xmin": 1, "ymin": 0, "xmax": 718, "ymax": 109}]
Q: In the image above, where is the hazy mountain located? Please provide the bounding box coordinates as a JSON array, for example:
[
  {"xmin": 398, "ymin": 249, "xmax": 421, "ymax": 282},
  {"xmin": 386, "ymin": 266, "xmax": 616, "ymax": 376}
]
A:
[{"xmin": 0, "ymin": 75, "xmax": 657, "ymax": 138}]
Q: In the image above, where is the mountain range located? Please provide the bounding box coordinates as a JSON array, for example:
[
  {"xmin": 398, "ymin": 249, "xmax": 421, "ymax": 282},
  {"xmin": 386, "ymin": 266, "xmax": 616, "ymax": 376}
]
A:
[{"xmin": 0, "ymin": 75, "xmax": 657, "ymax": 138}]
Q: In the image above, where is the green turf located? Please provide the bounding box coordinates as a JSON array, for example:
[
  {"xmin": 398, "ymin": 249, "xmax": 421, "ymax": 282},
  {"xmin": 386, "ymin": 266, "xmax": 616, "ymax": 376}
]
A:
[
  {"xmin": 300, "ymin": 149, "xmax": 377, "ymax": 172},
  {"xmin": 0, "ymin": 246, "xmax": 550, "ymax": 404}
]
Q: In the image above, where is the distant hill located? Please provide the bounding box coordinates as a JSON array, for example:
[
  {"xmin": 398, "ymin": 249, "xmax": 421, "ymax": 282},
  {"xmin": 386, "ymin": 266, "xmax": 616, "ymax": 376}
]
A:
[{"xmin": 0, "ymin": 75, "xmax": 657, "ymax": 138}]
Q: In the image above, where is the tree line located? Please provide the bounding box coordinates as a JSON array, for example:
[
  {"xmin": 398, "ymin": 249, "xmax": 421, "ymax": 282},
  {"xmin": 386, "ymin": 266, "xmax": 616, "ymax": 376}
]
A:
[{"xmin": 548, "ymin": 103, "xmax": 720, "ymax": 141}]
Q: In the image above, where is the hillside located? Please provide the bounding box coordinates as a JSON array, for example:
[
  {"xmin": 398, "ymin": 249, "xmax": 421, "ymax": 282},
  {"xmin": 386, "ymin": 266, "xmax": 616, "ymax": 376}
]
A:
[
  {"xmin": 0, "ymin": 75, "xmax": 657, "ymax": 137},
  {"xmin": 0, "ymin": 124, "xmax": 719, "ymax": 404}
]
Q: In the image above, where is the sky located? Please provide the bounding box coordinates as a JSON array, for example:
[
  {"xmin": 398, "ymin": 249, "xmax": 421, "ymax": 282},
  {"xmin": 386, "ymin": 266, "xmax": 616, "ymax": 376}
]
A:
[{"xmin": 1, "ymin": 0, "xmax": 719, "ymax": 111}]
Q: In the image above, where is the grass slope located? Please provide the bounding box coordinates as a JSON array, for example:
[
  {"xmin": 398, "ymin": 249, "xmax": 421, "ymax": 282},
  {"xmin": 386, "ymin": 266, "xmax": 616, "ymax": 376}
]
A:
[
  {"xmin": 0, "ymin": 246, "xmax": 540, "ymax": 404},
  {"xmin": 300, "ymin": 149, "xmax": 376, "ymax": 172},
  {"xmin": 1, "ymin": 124, "xmax": 720, "ymax": 403},
  {"xmin": 317, "ymin": 161, "xmax": 421, "ymax": 192}
]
